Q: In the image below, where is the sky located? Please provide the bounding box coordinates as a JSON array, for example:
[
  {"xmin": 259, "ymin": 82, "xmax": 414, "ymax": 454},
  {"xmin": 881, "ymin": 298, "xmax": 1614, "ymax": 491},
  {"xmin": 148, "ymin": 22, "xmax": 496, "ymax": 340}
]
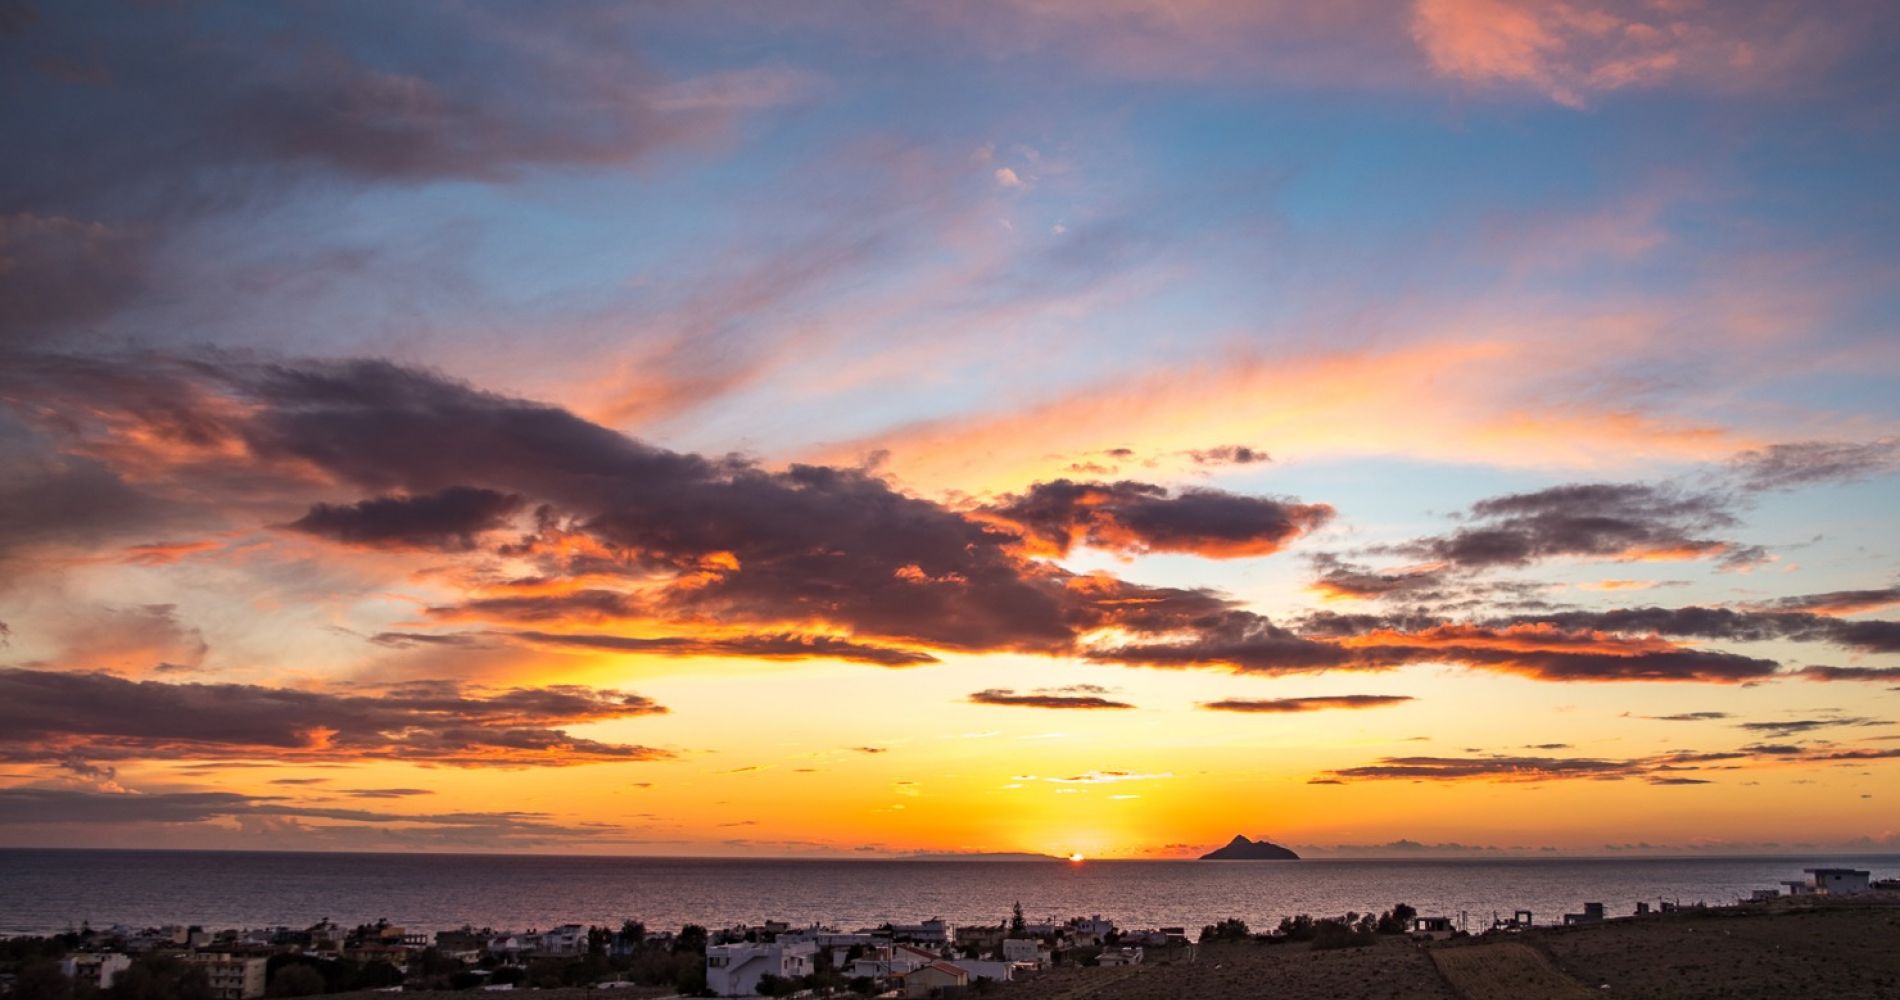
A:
[{"xmin": 1, "ymin": 0, "xmax": 1898, "ymax": 860}]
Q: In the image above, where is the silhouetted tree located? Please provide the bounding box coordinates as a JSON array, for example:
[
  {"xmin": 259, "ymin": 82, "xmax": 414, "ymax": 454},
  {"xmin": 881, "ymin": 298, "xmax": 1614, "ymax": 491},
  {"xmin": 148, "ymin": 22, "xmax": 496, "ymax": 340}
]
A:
[{"xmin": 266, "ymin": 965, "xmax": 325, "ymax": 998}]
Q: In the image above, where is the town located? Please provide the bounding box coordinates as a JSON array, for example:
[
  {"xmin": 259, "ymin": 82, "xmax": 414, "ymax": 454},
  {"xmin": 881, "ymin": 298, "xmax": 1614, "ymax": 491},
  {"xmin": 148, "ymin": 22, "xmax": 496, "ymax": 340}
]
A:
[{"xmin": 0, "ymin": 868, "xmax": 1887, "ymax": 1000}]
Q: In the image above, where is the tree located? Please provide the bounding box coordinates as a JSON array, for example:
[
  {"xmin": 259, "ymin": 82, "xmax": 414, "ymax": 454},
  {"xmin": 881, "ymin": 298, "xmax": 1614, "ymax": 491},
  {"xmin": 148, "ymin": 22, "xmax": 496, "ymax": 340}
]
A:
[
  {"xmin": 672, "ymin": 925, "xmax": 708, "ymax": 955},
  {"xmin": 1199, "ymin": 918, "xmax": 1251, "ymax": 943},
  {"xmin": 104, "ymin": 956, "xmax": 212, "ymax": 1000},
  {"xmin": 13, "ymin": 961, "xmax": 73, "ymax": 1000},
  {"xmin": 1009, "ymin": 902, "xmax": 1025, "ymax": 937},
  {"xmin": 266, "ymin": 965, "xmax": 325, "ymax": 998}
]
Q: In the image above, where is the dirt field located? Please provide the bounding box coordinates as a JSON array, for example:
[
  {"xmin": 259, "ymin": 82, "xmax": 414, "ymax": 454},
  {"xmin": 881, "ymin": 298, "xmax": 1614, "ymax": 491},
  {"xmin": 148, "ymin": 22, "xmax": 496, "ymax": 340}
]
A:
[
  {"xmin": 999, "ymin": 939, "xmax": 1457, "ymax": 1000},
  {"xmin": 1428, "ymin": 941, "xmax": 1597, "ymax": 1000},
  {"xmin": 1538, "ymin": 904, "xmax": 1900, "ymax": 999},
  {"xmin": 998, "ymin": 902, "xmax": 1900, "ymax": 1000}
]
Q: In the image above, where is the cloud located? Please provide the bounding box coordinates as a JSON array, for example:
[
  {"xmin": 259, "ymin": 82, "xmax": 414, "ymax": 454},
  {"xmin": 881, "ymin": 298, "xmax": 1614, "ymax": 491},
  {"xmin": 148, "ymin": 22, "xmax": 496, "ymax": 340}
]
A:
[
  {"xmin": 1736, "ymin": 716, "xmax": 1888, "ymax": 736},
  {"xmin": 1201, "ymin": 695, "xmax": 1413, "ymax": 713},
  {"xmin": 286, "ymin": 487, "xmax": 526, "ymax": 551},
  {"xmin": 1794, "ymin": 665, "xmax": 1900, "ymax": 683},
  {"xmin": 981, "ymin": 479, "xmax": 1333, "ymax": 559},
  {"xmin": 0, "ymin": 787, "xmax": 648, "ymax": 849},
  {"xmin": 1638, "ymin": 711, "xmax": 1732, "ymax": 722},
  {"xmin": 1318, "ymin": 739, "xmax": 1900, "ymax": 785},
  {"xmin": 1750, "ymin": 585, "xmax": 1900, "ymax": 616},
  {"xmin": 497, "ymin": 629, "xmax": 939, "ymax": 667},
  {"xmin": 1185, "ymin": 445, "xmax": 1269, "ymax": 466},
  {"xmin": 1090, "ymin": 609, "xmax": 1784, "ymax": 683},
  {"xmin": 1409, "ymin": 0, "xmax": 1859, "ymax": 108},
  {"xmin": 1397, "ymin": 482, "xmax": 1761, "ymax": 571},
  {"xmin": 0, "ymin": 668, "xmax": 670, "ymax": 768},
  {"xmin": 1496, "ymin": 606, "xmax": 1900, "ymax": 655},
  {"xmin": 968, "ymin": 686, "xmax": 1135, "ymax": 710},
  {"xmin": 1729, "ymin": 439, "xmax": 1900, "ymax": 491}
]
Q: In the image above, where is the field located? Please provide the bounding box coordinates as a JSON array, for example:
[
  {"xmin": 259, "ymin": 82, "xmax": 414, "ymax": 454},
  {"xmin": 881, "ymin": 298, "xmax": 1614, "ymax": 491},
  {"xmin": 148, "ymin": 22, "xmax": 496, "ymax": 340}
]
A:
[
  {"xmin": 998, "ymin": 939, "xmax": 1457, "ymax": 1000},
  {"xmin": 998, "ymin": 899, "xmax": 1900, "ymax": 1000},
  {"xmin": 1428, "ymin": 941, "xmax": 1598, "ymax": 1000},
  {"xmin": 1539, "ymin": 904, "xmax": 1900, "ymax": 999}
]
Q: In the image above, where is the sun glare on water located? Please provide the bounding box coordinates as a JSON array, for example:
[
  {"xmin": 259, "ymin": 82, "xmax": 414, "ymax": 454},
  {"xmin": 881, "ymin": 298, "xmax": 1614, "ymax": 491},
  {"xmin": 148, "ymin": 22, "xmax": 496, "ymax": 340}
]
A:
[{"xmin": 1068, "ymin": 852, "xmax": 1086, "ymax": 862}]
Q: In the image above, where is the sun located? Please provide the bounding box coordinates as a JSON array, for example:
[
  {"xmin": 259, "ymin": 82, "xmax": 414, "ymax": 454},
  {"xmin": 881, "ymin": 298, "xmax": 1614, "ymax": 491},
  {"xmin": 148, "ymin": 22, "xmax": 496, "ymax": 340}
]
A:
[{"xmin": 1068, "ymin": 852, "xmax": 1086, "ymax": 863}]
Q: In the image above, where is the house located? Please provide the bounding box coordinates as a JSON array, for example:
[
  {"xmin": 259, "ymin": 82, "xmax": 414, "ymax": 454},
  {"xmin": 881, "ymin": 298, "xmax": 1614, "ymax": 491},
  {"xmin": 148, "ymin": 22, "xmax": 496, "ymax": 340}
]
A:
[
  {"xmin": 1409, "ymin": 916, "xmax": 1455, "ymax": 941},
  {"xmin": 1804, "ymin": 868, "xmax": 1872, "ymax": 895},
  {"xmin": 900, "ymin": 961, "xmax": 968, "ymax": 998},
  {"xmin": 539, "ymin": 924, "xmax": 588, "ymax": 956},
  {"xmin": 1095, "ymin": 947, "xmax": 1142, "ymax": 967},
  {"xmin": 888, "ymin": 919, "xmax": 954, "ymax": 946},
  {"xmin": 180, "ymin": 954, "xmax": 268, "ymax": 1000},
  {"xmin": 705, "ymin": 939, "xmax": 815, "ymax": 997},
  {"xmin": 950, "ymin": 958, "xmax": 1020, "ymax": 981},
  {"xmin": 1002, "ymin": 938, "xmax": 1047, "ymax": 966},
  {"xmin": 1562, "ymin": 903, "xmax": 1605, "ymax": 925},
  {"xmin": 60, "ymin": 954, "xmax": 132, "ymax": 991},
  {"xmin": 1490, "ymin": 910, "xmax": 1533, "ymax": 932},
  {"xmin": 954, "ymin": 925, "xmax": 1005, "ymax": 953},
  {"xmin": 1069, "ymin": 915, "xmax": 1116, "ymax": 938}
]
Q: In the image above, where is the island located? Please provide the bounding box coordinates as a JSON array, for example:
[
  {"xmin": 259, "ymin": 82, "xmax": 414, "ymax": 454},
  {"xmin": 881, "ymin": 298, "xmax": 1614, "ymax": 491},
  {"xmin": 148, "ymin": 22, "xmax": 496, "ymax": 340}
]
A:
[{"xmin": 1200, "ymin": 834, "xmax": 1300, "ymax": 860}]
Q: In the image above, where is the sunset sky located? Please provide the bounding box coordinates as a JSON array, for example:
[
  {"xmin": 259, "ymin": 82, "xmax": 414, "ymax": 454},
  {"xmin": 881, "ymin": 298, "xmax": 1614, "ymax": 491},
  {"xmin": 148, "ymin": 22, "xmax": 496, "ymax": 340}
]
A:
[{"xmin": 2, "ymin": 0, "xmax": 1898, "ymax": 859}]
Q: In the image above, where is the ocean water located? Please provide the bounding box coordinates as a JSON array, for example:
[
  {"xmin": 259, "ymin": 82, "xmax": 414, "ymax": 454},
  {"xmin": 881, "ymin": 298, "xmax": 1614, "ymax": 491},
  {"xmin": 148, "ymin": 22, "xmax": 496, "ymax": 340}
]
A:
[{"xmin": 1, "ymin": 850, "xmax": 1895, "ymax": 937}]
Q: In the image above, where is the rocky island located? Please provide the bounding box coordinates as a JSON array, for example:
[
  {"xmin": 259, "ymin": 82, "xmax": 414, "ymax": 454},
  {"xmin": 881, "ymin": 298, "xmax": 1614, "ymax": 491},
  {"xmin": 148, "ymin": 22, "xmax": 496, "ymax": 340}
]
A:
[{"xmin": 1200, "ymin": 835, "xmax": 1300, "ymax": 860}]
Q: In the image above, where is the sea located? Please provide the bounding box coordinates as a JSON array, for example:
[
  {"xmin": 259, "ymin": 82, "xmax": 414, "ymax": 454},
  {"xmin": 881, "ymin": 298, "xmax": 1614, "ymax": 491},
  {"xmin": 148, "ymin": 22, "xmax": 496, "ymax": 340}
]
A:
[{"xmin": 2, "ymin": 850, "xmax": 1895, "ymax": 937}]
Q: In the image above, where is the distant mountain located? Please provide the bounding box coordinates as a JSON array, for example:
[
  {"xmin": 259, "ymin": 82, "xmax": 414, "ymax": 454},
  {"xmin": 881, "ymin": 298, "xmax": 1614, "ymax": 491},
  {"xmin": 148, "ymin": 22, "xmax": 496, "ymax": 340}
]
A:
[
  {"xmin": 1199, "ymin": 835, "xmax": 1300, "ymax": 860},
  {"xmin": 899, "ymin": 851, "xmax": 1065, "ymax": 862}
]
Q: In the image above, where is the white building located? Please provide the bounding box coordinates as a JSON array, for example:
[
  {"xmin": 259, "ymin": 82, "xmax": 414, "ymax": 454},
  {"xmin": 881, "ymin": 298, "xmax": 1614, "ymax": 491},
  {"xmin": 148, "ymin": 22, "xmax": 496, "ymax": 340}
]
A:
[
  {"xmin": 60, "ymin": 954, "xmax": 132, "ymax": 991},
  {"xmin": 1805, "ymin": 868, "xmax": 1872, "ymax": 895},
  {"xmin": 948, "ymin": 958, "xmax": 1019, "ymax": 982},
  {"xmin": 705, "ymin": 940, "xmax": 815, "ymax": 997},
  {"xmin": 539, "ymin": 924, "xmax": 588, "ymax": 955},
  {"xmin": 1095, "ymin": 947, "xmax": 1142, "ymax": 967},
  {"xmin": 899, "ymin": 961, "xmax": 967, "ymax": 999},
  {"xmin": 888, "ymin": 919, "xmax": 954, "ymax": 946},
  {"xmin": 1001, "ymin": 938, "xmax": 1047, "ymax": 967},
  {"xmin": 180, "ymin": 954, "xmax": 267, "ymax": 1000}
]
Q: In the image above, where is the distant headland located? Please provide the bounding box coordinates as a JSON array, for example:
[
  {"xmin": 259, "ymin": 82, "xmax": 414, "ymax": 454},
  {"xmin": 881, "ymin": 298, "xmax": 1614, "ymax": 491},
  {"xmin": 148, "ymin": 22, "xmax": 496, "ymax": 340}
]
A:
[
  {"xmin": 1201, "ymin": 835, "xmax": 1300, "ymax": 860},
  {"xmin": 897, "ymin": 851, "xmax": 1065, "ymax": 862}
]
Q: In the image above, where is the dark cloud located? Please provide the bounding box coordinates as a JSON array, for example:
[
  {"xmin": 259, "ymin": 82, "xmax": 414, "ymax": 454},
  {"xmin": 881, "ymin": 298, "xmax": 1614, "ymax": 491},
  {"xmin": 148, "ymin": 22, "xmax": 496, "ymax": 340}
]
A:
[
  {"xmin": 1201, "ymin": 695, "xmax": 1413, "ymax": 713},
  {"xmin": 1091, "ymin": 611, "xmax": 1782, "ymax": 682},
  {"xmin": 1396, "ymin": 482, "xmax": 1761, "ymax": 570},
  {"xmin": 0, "ymin": 354, "xmax": 1304, "ymax": 661},
  {"xmin": 1639, "ymin": 711, "xmax": 1732, "ymax": 721},
  {"xmin": 981, "ymin": 479, "xmax": 1332, "ymax": 558},
  {"xmin": 1185, "ymin": 445, "xmax": 1269, "ymax": 466},
  {"xmin": 0, "ymin": 787, "xmax": 641, "ymax": 848},
  {"xmin": 1307, "ymin": 554, "xmax": 1453, "ymax": 601},
  {"xmin": 1088, "ymin": 611, "xmax": 1357, "ymax": 674},
  {"xmin": 1325, "ymin": 755, "xmax": 1640, "ymax": 782},
  {"xmin": 1495, "ymin": 606, "xmax": 1900, "ymax": 655},
  {"xmin": 0, "ymin": 668, "xmax": 669, "ymax": 768},
  {"xmin": 967, "ymin": 685, "xmax": 1135, "ymax": 710},
  {"xmin": 497, "ymin": 629, "xmax": 938, "ymax": 667},
  {"xmin": 1752, "ymin": 585, "xmax": 1900, "ymax": 616},
  {"xmin": 1794, "ymin": 665, "xmax": 1900, "ymax": 682},
  {"xmin": 0, "ymin": 213, "xmax": 152, "ymax": 348},
  {"xmin": 1736, "ymin": 717, "xmax": 1888, "ymax": 735},
  {"xmin": 287, "ymin": 487, "xmax": 526, "ymax": 551},
  {"xmin": 340, "ymin": 788, "xmax": 434, "ymax": 799},
  {"xmin": 1729, "ymin": 440, "xmax": 1900, "ymax": 491},
  {"xmin": 1645, "ymin": 776, "xmax": 1712, "ymax": 785}
]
